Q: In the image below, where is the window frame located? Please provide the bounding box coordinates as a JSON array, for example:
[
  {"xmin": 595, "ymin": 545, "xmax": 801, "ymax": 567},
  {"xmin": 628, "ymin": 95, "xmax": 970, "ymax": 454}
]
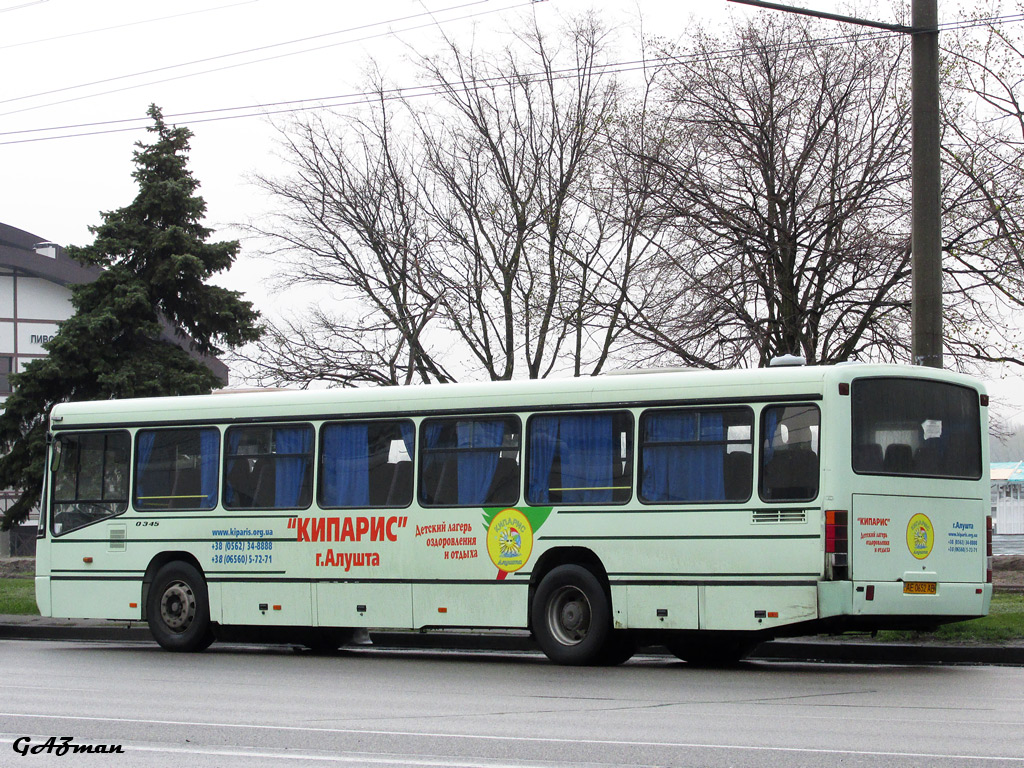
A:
[
  {"xmin": 222, "ymin": 422, "xmax": 315, "ymax": 511},
  {"xmin": 318, "ymin": 418, "xmax": 416, "ymax": 510},
  {"xmin": 850, "ymin": 377, "xmax": 982, "ymax": 481},
  {"xmin": 417, "ymin": 414, "xmax": 522, "ymax": 508},
  {"xmin": 758, "ymin": 403, "xmax": 822, "ymax": 504},
  {"xmin": 638, "ymin": 405, "xmax": 754, "ymax": 505},
  {"xmin": 132, "ymin": 427, "xmax": 221, "ymax": 512},
  {"xmin": 525, "ymin": 409, "xmax": 634, "ymax": 507},
  {"xmin": 49, "ymin": 429, "xmax": 131, "ymax": 537}
]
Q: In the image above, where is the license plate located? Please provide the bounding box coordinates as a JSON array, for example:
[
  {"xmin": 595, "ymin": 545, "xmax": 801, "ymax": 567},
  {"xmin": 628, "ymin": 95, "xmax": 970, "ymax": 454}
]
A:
[{"xmin": 903, "ymin": 581, "xmax": 937, "ymax": 595}]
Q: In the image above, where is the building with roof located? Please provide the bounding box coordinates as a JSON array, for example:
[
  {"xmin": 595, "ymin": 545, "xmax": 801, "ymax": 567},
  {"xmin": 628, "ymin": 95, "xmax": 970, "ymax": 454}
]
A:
[
  {"xmin": 991, "ymin": 461, "xmax": 1024, "ymax": 535},
  {"xmin": 0, "ymin": 222, "xmax": 229, "ymax": 555}
]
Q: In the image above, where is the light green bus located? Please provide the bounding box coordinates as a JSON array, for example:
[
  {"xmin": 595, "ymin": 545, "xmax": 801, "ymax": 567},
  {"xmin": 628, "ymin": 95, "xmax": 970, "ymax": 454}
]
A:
[{"xmin": 34, "ymin": 363, "xmax": 992, "ymax": 665}]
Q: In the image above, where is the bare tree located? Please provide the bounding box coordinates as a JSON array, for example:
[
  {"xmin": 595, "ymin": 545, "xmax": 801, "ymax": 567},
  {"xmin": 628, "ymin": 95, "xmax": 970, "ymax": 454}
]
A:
[
  {"xmin": 938, "ymin": 3, "xmax": 1024, "ymax": 367},
  {"xmin": 628, "ymin": 10, "xmax": 1024, "ymax": 371},
  {"xmin": 630, "ymin": 15, "xmax": 914, "ymax": 368},
  {"xmin": 243, "ymin": 13, "xmax": 663, "ymax": 385}
]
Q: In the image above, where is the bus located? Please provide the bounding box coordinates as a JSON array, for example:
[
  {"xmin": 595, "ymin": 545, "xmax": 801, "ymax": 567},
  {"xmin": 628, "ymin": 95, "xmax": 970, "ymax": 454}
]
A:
[{"xmin": 34, "ymin": 362, "xmax": 992, "ymax": 665}]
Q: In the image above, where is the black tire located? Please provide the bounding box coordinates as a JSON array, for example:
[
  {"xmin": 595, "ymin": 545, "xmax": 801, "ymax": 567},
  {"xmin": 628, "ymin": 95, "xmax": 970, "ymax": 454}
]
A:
[
  {"xmin": 599, "ymin": 631, "xmax": 637, "ymax": 666},
  {"xmin": 532, "ymin": 564, "xmax": 612, "ymax": 666},
  {"xmin": 665, "ymin": 636, "xmax": 754, "ymax": 667},
  {"xmin": 147, "ymin": 562, "xmax": 215, "ymax": 652}
]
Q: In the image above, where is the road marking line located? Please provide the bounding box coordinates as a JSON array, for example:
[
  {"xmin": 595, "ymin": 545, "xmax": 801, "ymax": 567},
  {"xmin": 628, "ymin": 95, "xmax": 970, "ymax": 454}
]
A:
[{"xmin": 2, "ymin": 714, "xmax": 1024, "ymax": 762}]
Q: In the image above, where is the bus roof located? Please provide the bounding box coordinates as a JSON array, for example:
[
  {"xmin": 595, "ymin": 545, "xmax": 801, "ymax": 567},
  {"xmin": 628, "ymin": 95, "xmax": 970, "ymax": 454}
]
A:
[{"xmin": 47, "ymin": 363, "xmax": 984, "ymax": 429}]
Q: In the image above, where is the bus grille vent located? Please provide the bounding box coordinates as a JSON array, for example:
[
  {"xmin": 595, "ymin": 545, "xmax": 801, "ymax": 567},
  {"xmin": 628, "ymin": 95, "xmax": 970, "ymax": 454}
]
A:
[
  {"xmin": 108, "ymin": 526, "xmax": 127, "ymax": 552},
  {"xmin": 753, "ymin": 510, "xmax": 807, "ymax": 524}
]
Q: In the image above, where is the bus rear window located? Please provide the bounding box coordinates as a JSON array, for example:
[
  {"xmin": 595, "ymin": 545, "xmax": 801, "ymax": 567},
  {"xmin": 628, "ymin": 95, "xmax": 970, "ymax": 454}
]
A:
[{"xmin": 851, "ymin": 378, "xmax": 981, "ymax": 479}]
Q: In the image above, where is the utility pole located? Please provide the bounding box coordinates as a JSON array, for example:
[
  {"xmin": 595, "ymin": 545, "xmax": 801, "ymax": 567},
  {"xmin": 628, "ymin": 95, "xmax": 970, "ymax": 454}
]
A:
[
  {"xmin": 910, "ymin": 0, "xmax": 943, "ymax": 368},
  {"xmin": 729, "ymin": 0, "xmax": 944, "ymax": 368}
]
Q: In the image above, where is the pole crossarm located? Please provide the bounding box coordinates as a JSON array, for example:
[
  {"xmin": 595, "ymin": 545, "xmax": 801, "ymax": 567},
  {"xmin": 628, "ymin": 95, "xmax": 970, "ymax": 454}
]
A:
[{"xmin": 727, "ymin": 0, "xmax": 930, "ymax": 35}]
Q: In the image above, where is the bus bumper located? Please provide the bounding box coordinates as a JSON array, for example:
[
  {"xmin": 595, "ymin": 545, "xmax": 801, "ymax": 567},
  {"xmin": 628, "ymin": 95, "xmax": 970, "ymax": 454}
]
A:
[
  {"xmin": 35, "ymin": 575, "xmax": 51, "ymax": 617},
  {"xmin": 818, "ymin": 580, "xmax": 992, "ymax": 624}
]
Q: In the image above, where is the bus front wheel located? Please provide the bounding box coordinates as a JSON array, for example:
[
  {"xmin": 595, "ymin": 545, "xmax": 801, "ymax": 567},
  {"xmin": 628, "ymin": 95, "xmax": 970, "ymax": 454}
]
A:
[
  {"xmin": 532, "ymin": 565, "xmax": 612, "ymax": 666},
  {"xmin": 147, "ymin": 562, "xmax": 215, "ymax": 652}
]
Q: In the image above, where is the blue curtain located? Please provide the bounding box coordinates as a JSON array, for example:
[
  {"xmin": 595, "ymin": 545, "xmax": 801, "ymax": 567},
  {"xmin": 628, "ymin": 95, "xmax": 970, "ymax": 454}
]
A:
[
  {"xmin": 642, "ymin": 412, "xmax": 724, "ymax": 502},
  {"xmin": 763, "ymin": 409, "xmax": 781, "ymax": 461},
  {"xmin": 199, "ymin": 429, "xmax": 218, "ymax": 509},
  {"xmin": 561, "ymin": 414, "xmax": 615, "ymax": 503},
  {"xmin": 399, "ymin": 422, "xmax": 414, "ymax": 459},
  {"xmin": 527, "ymin": 417, "xmax": 560, "ymax": 504},
  {"xmin": 275, "ymin": 427, "xmax": 312, "ymax": 507},
  {"xmin": 322, "ymin": 423, "xmax": 369, "ymax": 507},
  {"xmin": 134, "ymin": 431, "xmax": 156, "ymax": 506},
  {"xmin": 456, "ymin": 420, "xmax": 505, "ymax": 505},
  {"xmin": 224, "ymin": 430, "xmax": 245, "ymax": 506}
]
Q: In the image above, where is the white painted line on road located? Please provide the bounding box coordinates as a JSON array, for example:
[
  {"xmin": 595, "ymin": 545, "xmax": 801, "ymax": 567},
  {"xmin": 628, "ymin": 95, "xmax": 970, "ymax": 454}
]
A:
[
  {"xmin": 2, "ymin": 713, "xmax": 1023, "ymax": 763},
  {"xmin": 0, "ymin": 738, "xmax": 568, "ymax": 768}
]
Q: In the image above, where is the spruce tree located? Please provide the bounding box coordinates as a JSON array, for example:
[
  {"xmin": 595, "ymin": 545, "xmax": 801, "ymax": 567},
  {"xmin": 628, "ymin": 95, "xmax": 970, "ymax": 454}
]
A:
[{"xmin": 0, "ymin": 105, "xmax": 261, "ymax": 529}]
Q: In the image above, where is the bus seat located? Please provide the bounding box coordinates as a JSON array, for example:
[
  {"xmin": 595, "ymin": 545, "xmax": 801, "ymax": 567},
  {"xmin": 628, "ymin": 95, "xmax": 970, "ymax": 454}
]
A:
[
  {"xmin": 723, "ymin": 451, "xmax": 752, "ymax": 501},
  {"xmin": 762, "ymin": 451, "xmax": 792, "ymax": 500},
  {"xmin": 433, "ymin": 458, "xmax": 459, "ymax": 506},
  {"xmin": 883, "ymin": 443, "xmax": 913, "ymax": 474},
  {"xmin": 763, "ymin": 449, "xmax": 818, "ymax": 500},
  {"xmin": 386, "ymin": 461, "xmax": 413, "ymax": 506},
  {"xmin": 915, "ymin": 439, "xmax": 942, "ymax": 475},
  {"xmin": 252, "ymin": 460, "xmax": 276, "ymax": 508},
  {"xmin": 854, "ymin": 443, "xmax": 884, "ymax": 472},
  {"xmin": 787, "ymin": 448, "xmax": 819, "ymax": 498},
  {"xmin": 226, "ymin": 458, "xmax": 254, "ymax": 507},
  {"xmin": 486, "ymin": 457, "xmax": 519, "ymax": 505},
  {"xmin": 368, "ymin": 461, "xmax": 396, "ymax": 506},
  {"xmin": 171, "ymin": 467, "xmax": 201, "ymax": 508}
]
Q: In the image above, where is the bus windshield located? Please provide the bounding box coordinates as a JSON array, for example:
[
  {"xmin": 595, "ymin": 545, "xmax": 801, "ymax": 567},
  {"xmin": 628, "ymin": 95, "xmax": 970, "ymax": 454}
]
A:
[{"xmin": 851, "ymin": 377, "xmax": 982, "ymax": 479}]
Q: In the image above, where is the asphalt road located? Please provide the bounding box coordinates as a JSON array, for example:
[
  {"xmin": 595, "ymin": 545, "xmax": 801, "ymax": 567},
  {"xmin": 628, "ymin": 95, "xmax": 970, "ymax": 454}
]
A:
[{"xmin": 1, "ymin": 639, "xmax": 1023, "ymax": 768}]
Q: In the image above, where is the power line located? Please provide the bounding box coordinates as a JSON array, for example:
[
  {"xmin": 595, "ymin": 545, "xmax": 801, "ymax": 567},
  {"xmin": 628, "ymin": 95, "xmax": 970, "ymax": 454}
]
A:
[
  {"xmin": 0, "ymin": 0, "xmax": 496, "ymax": 108},
  {"xmin": 0, "ymin": 0, "xmax": 47, "ymax": 13},
  {"xmin": 2, "ymin": 9, "xmax": 1022, "ymax": 146},
  {"xmin": 0, "ymin": 0, "xmax": 260, "ymax": 50},
  {"xmin": 0, "ymin": 2, "xmax": 529, "ymax": 121}
]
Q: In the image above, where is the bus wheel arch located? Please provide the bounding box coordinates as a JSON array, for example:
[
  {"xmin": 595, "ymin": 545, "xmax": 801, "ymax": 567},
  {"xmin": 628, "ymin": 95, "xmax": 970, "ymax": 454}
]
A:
[
  {"xmin": 529, "ymin": 548, "xmax": 627, "ymax": 666},
  {"xmin": 144, "ymin": 555, "xmax": 215, "ymax": 652},
  {"xmin": 528, "ymin": 547, "xmax": 611, "ymax": 617}
]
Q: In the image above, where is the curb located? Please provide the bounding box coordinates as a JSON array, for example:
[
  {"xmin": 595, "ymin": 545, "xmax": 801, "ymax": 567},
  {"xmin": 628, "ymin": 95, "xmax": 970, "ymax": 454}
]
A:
[{"xmin": 2, "ymin": 619, "xmax": 1023, "ymax": 665}]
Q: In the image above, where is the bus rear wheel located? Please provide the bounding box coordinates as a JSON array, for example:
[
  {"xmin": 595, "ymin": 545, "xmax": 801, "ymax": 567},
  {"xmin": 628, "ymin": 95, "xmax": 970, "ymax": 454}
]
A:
[
  {"xmin": 147, "ymin": 562, "xmax": 215, "ymax": 652},
  {"xmin": 532, "ymin": 565, "xmax": 612, "ymax": 666}
]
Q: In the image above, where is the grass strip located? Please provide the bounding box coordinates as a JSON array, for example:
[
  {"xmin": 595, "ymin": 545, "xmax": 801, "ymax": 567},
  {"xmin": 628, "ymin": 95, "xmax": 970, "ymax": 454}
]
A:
[
  {"xmin": 0, "ymin": 578, "xmax": 38, "ymax": 616},
  {"xmin": 874, "ymin": 592, "xmax": 1024, "ymax": 643}
]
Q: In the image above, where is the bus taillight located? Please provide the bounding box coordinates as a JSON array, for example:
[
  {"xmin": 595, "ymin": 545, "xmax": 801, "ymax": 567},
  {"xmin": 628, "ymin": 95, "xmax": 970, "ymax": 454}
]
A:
[
  {"xmin": 987, "ymin": 515, "xmax": 993, "ymax": 583},
  {"xmin": 825, "ymin": 510, "xmax": 848, "ymax": 580}
]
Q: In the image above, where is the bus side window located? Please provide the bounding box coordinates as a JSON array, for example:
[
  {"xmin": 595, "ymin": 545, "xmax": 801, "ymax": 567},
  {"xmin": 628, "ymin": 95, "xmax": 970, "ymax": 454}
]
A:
[
  {"xmin": 223, "ymin": 424, "xmax": 314, "ymax": 510},
  {"xmin": 639, "ymin": 407, "xmax": 752, "ymax": 504},
  {"xmin": 319, "ymin": 420, "xmax": 415, "ymax": 509},
  {"xmin": 527, "ymin": 411, "xmax": 633, "ymax": 505},
  {"xmin": 760, "ymin": 405, "xmax": 820, "ymax": 502},
  {"xmin": 51, "ymin": 431, "xmax": 130, "ymax": 535},
  {"xmin": 134, "ymin": 428, "xmax": 219, "ymax": 511},
  {"xmin": 418, "ymin": 416, "xmax": 520, "ymax": 507}
]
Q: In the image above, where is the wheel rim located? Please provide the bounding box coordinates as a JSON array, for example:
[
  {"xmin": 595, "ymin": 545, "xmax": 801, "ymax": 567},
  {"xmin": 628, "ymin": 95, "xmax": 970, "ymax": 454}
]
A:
[
  {"xmin": 159, "ymin": 580, "xmax": 197, "ymax": 633},
  {"xmin": 546, "ymin": 585, "xmax": 592, "ymax": 646}
]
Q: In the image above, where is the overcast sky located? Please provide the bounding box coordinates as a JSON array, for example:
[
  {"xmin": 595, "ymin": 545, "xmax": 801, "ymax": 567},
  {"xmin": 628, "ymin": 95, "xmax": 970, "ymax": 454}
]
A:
[
  {"xmin": 3, "ymin": 0, "xmax": 1021, "ymax": 417},
  {"xmin": 0, "ymin": 0, "xmax": 861, "ymax": 293}
]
